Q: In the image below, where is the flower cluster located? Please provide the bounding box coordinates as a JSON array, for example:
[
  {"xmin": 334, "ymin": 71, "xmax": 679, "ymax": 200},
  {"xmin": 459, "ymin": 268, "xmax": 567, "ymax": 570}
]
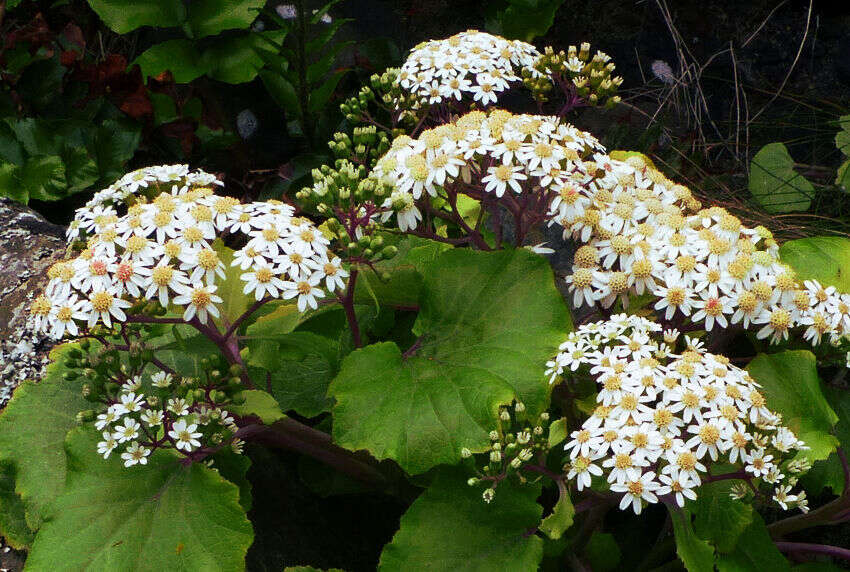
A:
[
  {"xmin": 547, "ymin": 315, "xmax": 810, "ymax": 514},
  {"xmin": 553, "ymin": 152, "xmax": 850, "ymax": 347},
  {"xmin": 372, "ymin": 110, "xmax": 603, "ymax": 232},
  {"xmin": 65, "ymin": 165, "xmax": 222, "ymax": 243},
  {"xmin": 67, "ymin": 340, "xmax": 245, "ymax": 467},
  {"xmin": 397, "ymin": 30, "xmax": 542, "ymax": 106},
  {"xmin": 30, "ymin": 166, "xmax": 343, "ymax": 338},
  {"xmin": 523, "ymin": 43, "xmax": 623, "ymax": 108}
]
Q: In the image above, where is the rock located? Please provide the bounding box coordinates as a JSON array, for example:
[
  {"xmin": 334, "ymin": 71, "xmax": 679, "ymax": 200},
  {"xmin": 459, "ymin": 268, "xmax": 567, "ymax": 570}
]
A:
[{"xmin": 0, "ymin": 198, "xmax": 65, "ymax": 409}]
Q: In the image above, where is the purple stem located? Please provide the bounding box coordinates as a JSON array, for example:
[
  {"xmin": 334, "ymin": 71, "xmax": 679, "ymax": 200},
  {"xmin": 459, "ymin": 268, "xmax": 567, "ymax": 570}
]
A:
[{"xmin": 775, "ymin": 542, "xmax": 850, "ymax": 563}]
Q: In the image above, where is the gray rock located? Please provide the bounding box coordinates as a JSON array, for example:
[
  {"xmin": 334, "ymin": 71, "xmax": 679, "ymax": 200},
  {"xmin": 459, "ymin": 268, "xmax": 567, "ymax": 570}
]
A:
[{"xmin": 0, "ymin": 198, "xmax": 65, "ymax": 410}]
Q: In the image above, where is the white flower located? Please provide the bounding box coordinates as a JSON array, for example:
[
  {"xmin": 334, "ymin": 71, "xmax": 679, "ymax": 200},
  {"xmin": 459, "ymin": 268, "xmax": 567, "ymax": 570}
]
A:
[
  {"xmin": 172, "ymin": 282, "xmax": 222, "ymax": 324},
  {"xmin": 282, "ymin": 275, "xmax": 325, "ymax": 311},
  {"xmin": 97, "ymin": 432, "xmax": 118, "ymax": 459},
  {"xmin": 482, "ymin": 163, "xmax": 527, "ymax": 197},
  {"xmin": 169, "ymin": 419, "xmax": 202, "ymax": 452},
  {"xmin": 121, "ymin": 442, "xmax": 151, "ymax": 467},
  {"xmin": 611, "ymin": 471, "xmax": 660, "ymax": 514},
  {"xmin": 113, "ymin": 418, "xmax": 141, "ymax": 443}
]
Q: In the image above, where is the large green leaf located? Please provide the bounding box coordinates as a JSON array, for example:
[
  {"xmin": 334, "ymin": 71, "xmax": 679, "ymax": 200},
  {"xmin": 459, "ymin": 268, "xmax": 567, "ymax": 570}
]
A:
[
  {"xmin": 134, "ymin": 39, "xmax": 208, "ymax": 83},
  {"xmin": 87, "ymin": 0, "xmax": 186, "ymax": 33},
  {"xmin": 779, "ymin": 236, "xmax": 850, "ymax": 293},
  {"xmin": 802, "ymin": 385, "xmax": 850, "ymax": 495},
  {"xmin": 749, "ymin": 142, "xmax": 813, "ymax": 214},
  {"xmin": 187, "ymin": 0, "xmax": 265, "ymax": 38},
  {"xmin": 746, "ymin": 351, "xmax": 838, "ymax": 463},
  {"xmin": 379, "ymin": 467, "xmax": 543, "ymax": 571},
  {"xmin": 716, "ymin": 514, "xmax": 790, "ymax": 572},
  {"xmin": 691, "ymin": 480, "xmax": 753, "ymax": 553},
  {"xmin": 0, "ymin": 344, "xmax": 88, "ymax": 529},
  {"xmin": 0, "ymin": 461, "xmax": 34, "ymax": 549},
  {"xmin": 353, "ymin": 237, "xmax": 452, "ymax": 309},
  {"xmin": 329, "ymin": 248, "xmax": 570, "ymax": 474},
  {"xmin": 669, "ymin": 506, "xmax": 715, "ymax": 572},
  {"xmin": 26, "ymin": 428, "xmax": 253, "ymax": 570}
]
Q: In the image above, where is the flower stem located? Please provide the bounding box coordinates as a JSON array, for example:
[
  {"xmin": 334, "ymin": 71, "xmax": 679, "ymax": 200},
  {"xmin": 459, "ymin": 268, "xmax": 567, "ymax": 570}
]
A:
[
  {"xmin": 237, "ymin": 420, "xmax": 387, "ymax": 486},
  {"xmin": 775, "ymin": 541, "xmax": 850, "ymax": 563},
  {"xmin": 340, "ymin": 268, "xmax": 362, "ymax": 348}
]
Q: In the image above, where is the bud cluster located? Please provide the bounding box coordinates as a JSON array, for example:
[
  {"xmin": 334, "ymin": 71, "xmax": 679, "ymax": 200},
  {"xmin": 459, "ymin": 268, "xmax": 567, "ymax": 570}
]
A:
[
  {"xmin": 465, "ymin": 401, "xmax": 553, "ymax": 504},
  {"xmin": 327, "ymin": 126, "xmax": 392, "ymax": 166},
  {"xmin": 67, "ymin": 337, "xmax": 244, "ymax": 468},
  {"xmin": 524, "ymin": 43, "xmax": 623, "ymax": 109},
  {"xmin": 340, "ymin": 69, "xmax": 421, "ymax": 135},
  {"xmin": 296, "ymin": 159, "xmax": 398, "ymax": 262}
]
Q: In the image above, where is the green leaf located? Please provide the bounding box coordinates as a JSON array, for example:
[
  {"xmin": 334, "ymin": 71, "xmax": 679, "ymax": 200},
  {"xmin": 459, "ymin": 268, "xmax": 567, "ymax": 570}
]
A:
[
  {"xmin": 837, "ymin": 159, "xmax": 850, "ymax": 192},
  {"xmin": 748, "ymin": 142, "xmax": 813, "ymax": 214},
  {"xmin": 329, "ymin": 248, "xmax": 570, "ymax": 474},
  {"xmin": 669, "ymin": 506, "xmax": 715, "ymax": 572},
  {"xmin": 87, "ymin": 0, "xmax": 186, "ymax": 33},
  {"xmin": 211, "ymin": 449, "xmax": 253, "ymax": 512},
  {"xmin": 0, "ymin": 122, "xmax": 25, "ymax": 164},
  {"xmin": 21, "ymin": 155, "xmax": 67, "ymax": 201},
  {"xmin": 780, "ymin": 236, "xmax": 850, "ymax": 293},
  {"xmin": 134, "ymin": 39, "xmax": 207, "ymax": 83},
  {"xmin": 87, "ymin": 119, "xmax": 141, "ymax": 183},
  {"xmin": 6, "ymin": 118, "xmax": 56, "ymax": 156},
  {"xmin": 187, "ymin": 0, "xmax": 265, "ymax": 38},
  {"xmin": 0, "ymin": 344, "xmax": 89, "ymax": 529},
  {"xmin": 379, "ymin": 467, "xmax": 543, "ymax": 571},
  {"xmin": 214, "ymin": 242, "xmax": 255, "ymax": 327},
  {"xmin": 746, "ymin": 350, "xmax": 838, "ymax": 463},
  {"xmin": 261, "ymin": 332, "xmax": 338, "ymax": 417},
  {"xmin": 61, "ymin": 146, "xmax": 99, "ymax": 193},
  {"xmin": 494, "ymin": 0, "xmax": 566, "ymax": 42},
  {"xmin": 539, "ymin": 489, "xmax": 574, "ymax": 540},
  {"xmin": 260, "ymin": 70, "xmax": 300, "ymax": 115},
  {"xmin": 836, "ymin": 115, "xmax": 850, "ymax": 157},
  {"xmin": 583, "ymin": 532, "xmax": 622, "ymax": 572},
  {"xmin": 308, "ymin": 69, "xmax": 347, "ymax": 113},
  {"xmin": 353, "ymin": 237, "xmax": 452, "ymax": 309},
  {"xmin": 150, "ymin": 92, "xmax": 179, "ymax": 126},
  {"xmin": 26, "ymin": 428, "xmax": 253, "ymax": 570},
  {"xmin": 0, "ymin": 162, "xmax": 26, "ymax": 203},
  {"xmin": 230, "ymin": 389, "xmax": 286, "ymax": 424},
  {"xmin": 203, "ymin": 33, "xmax": 282, "ymax": 84},
  {"xmin": 691, "ymin": 480, "xmax": 753, "ymax": 553},
  {"xmin": 802, "ymin": 384, "xmax": 850, "ymax": 495},
  {"xmin": 154, "ymin": 329, "xmax": 220, "ymax": 378},
  {"xmin": 716, "ymin": 514, "xmax": 790, "ymax": 572},
  {"xmin": 0, "ymin": 461, "xmax": 34, "ymax": 549},
  {"xmin": 547, "ymin": 417, "xmax": 568, "ymax": 448}
]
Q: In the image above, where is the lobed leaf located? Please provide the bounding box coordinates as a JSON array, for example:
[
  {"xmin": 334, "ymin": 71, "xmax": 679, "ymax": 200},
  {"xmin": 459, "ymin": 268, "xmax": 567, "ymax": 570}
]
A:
[
  {"xmin": 378, "ymin": 467, "xmax": 543, "ymax": 571},
  {"xmin": 329, "ymin": 248, "xmax": 570, "ymax": 474},
  {"xmin": 26, "ymin": 428, "xmax": 253, "ymax": 570}
]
